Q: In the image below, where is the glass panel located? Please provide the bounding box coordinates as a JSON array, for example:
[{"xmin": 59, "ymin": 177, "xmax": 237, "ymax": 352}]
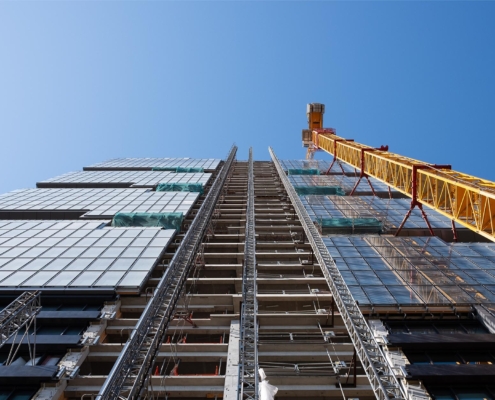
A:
[
  {"xmin": 65, "ymin": 258, "xmax": 93, "ymax": 270},
  {"xmin": 69, "ymin": 271, "xmax": 102, "ymax": 286},
  {"xmin": 363, "ymin": 286, "xmax": 396, "ymax": 304},
  {"xmin": 388, "ymin": 285, "xmax": 423, "ymax": 304},
  {"xmin": 46, "ymin": 271, "xmax": 80, "ymax": 286},
  {"xmin": 109, "ymin": 258, "xmax": 135, "ymax": 270},
  {"xmin": 120, "ymin": 247, "xmax": 144, "ymax": 257},
  {"xmin": 347, "ymin": 286, "xmax": 370, "ymax": 305},
  {"xmin": 21, "ymin": 258, "xmax": 52, "ymax": 270},
  {"xmin": 94, "ymin": 271, "xmax": 126, "ymax": 286},
  {"xmin": 21, "ymin": 271, "xmax": 58, "ymax": 286},
  {"xmin": 0, "ymin": 271, "xmax": 33, "ymax": 286},
  {"xmin": 0, "ymin": 271, "xmax": 13, "ymax": 283},
  {"xmin": 86, "ymin": 258, "xmax": 114, "ymax": 270},
  {"xmin": 118, "ymin": 271, "xmax": 149, "ymax": 287},
  {"xmin": 131, "ymin": 258, "xmax": 156, "ymax": 271},
  {"xmin": 141, "ymin": 247, "xmax": 163, "ymax": 258}
]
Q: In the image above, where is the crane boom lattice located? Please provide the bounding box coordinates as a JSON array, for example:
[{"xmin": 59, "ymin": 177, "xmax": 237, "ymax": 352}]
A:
[
  {"xmin": 310, "ymin": 129, "xmax": 495, "ymax": 242},
  {"xmin": 0, "ymin": 291, "xmax": 41, "ymax": 350}
]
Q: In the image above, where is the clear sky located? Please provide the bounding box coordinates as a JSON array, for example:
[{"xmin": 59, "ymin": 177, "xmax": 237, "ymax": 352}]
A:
[{"xmin": 1, "ymin": 1, "xmax": 494, "ymax": 194}]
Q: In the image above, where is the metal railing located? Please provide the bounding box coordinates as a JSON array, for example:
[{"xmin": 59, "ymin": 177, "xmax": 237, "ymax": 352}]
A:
[
  {"xmin": 97, "ymin": 145, "xmax": 237, "ymax": 400},
  {"xmin": 269, "ymin": 147, "xmax": 405, "ymax": 400},
  {"xmin": 238, "ymin": 148, "xmax": 259, "ymax": 400}
]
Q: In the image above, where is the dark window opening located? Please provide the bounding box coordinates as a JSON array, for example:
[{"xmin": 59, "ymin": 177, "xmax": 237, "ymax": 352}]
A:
[
  {"xmin": 385, "ymin": 320, "xmax": 488, "ymax": 335},
  {"xmin": 427, "ymin": 385, "xmax": 495, "ymax": 400},
  {"xmin": 0, "ymin": 388, "xmax": 39, "ymax": 400},
  {"xmin": 405, "ymin": 351, "xmax": 495, "ymax": 365}
]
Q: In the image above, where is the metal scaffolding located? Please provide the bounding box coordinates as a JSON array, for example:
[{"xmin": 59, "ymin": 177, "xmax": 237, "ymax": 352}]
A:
[
  {"xmin": 97, "ymin": 145, "xmax": 238, "ymax": 400},
  {"xmin": 0, "ymin": 291, "xmax": 41, "ymax": 350},
  {"xmin": 238, "ymin": 148, "xmax": 258, "ymax": 400},
  {"xmin": 269, "ymin": 147, "xmax": 406, "ymax": 400}
]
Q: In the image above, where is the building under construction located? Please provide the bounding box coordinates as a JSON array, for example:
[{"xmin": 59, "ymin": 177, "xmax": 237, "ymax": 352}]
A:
[{"xmin": 1, "ymin": 104, "xmax": 495, "ymax": 400}]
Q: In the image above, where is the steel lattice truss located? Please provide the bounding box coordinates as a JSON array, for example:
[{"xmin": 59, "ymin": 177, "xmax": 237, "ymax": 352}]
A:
[
  {"xmin": 238, "ymin": 148, "xmax": 259, "ymax": 400},
  {"xmin": 313, "ymin": 131, "xmax": 495, "ymax": 241},
  {"xmin": 97, "ymin": 146, "xmax": 238, "ymax": 400},
  {"xmin": 269, "ymin": 147, "xmax": 406, "ymax": 400},
  {"xmin": 0, "ymin": 291, "xmax": 41, "ymax": 350}
]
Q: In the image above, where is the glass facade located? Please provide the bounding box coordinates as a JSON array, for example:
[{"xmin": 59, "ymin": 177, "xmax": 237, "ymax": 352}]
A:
[
  {"xmin": 0, "ymin": 220, "xmax": 174, "ymax": 292},
  {"xmin": 323, "ymin": 231, "xmax": 495, "ymax": 306},
  {"xmin": 289, "ymin": 174, "xmax": 395, "ymax": 195},
  {"xmin": 301, "ymin": 195, "xmax": 458, "ymax": 230},
  {"xmin": 0, "ymin": 189, "xmax": 198, "ymax": 218},
  {"xmin": 280, "ymin": 159, "xmax": 356, "ymax": 174},
  {"xmin": 37, "ymin": 170, "xmax": 211, "ymax": 188},
  {"xmin": 279, "ymin": 158, "xmax": 495, "ymax": 307},
  {"xmin": 85, "ymin": 157, "xmax": 221, "ymax": 171}
]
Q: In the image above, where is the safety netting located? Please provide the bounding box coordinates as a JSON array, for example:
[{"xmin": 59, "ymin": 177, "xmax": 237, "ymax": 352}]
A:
[
  {"xmin": 151, "ymin": 167, "xmax": 178, "ymax": 172},
  {"xmin": 318, "ymin": 217, "xmax": 382, "ymax": 234},
  {"xmin": 287, "ymin": 168, "xmax": 320, "ymax": 175},
  {"xmin": 156, "ymin": 183, "xmax": 204, "ymax": 194},
  {"xmin": 111, "ymin": 212, "xmax": 184, "ymax": 231},
  {"xmin": 294, "ymin": 186, "xmax": 345, "ymax": 196},
  {"xmin": 176, "ymin": 167, "xmax": 204, "ymax": 173}
]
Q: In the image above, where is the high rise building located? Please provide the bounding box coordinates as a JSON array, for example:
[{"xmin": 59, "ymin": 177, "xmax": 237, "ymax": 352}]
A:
[{"xmin": 1, "ymin": 107, "xmax": 495, "ymax": 400}]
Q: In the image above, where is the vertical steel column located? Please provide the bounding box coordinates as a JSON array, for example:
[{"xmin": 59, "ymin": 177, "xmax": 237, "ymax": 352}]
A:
[
  {"xmin": 238, "ymin": 148, "xmax": 258, "ymax": 400},
  {"xmin": 98, "ymin": 145, "xmax": 237, "ymax": 400},
  {"xmin": 269, "ymin": 147, "xmax": 405, "ymax": 400}
]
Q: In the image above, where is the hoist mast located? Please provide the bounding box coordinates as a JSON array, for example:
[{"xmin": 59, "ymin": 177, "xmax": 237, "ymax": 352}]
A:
[{"xmin": 302, "ymin": 103, "xmax": 495, "ymax": 242}]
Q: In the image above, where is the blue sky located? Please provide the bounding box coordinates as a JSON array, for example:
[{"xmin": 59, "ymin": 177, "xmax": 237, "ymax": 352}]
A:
[{"xmin": 1, "ymin": 1, "xmax": 494, "ymax": 194}]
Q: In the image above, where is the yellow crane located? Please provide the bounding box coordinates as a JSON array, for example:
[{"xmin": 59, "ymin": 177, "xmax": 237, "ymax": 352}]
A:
[{"xmin": 302, "ymin": 103, "xmax": 495, "ymax": 242}]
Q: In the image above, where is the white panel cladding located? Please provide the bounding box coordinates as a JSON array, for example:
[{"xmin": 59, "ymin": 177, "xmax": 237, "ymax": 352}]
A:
[
  {"xmin": 0, "ymin": 220, "xmax": 175, "ymax": 292},
  {"xmin": 85, "ymin": 157, "xmax": 221, "ymax": 171},
  {"xmin": 38, "ymin": 170, "xmax": 211, "ymax": 188},
  {"xmin": 0, "ymin": 188, "xmax": 198, "ymax": 218}
]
